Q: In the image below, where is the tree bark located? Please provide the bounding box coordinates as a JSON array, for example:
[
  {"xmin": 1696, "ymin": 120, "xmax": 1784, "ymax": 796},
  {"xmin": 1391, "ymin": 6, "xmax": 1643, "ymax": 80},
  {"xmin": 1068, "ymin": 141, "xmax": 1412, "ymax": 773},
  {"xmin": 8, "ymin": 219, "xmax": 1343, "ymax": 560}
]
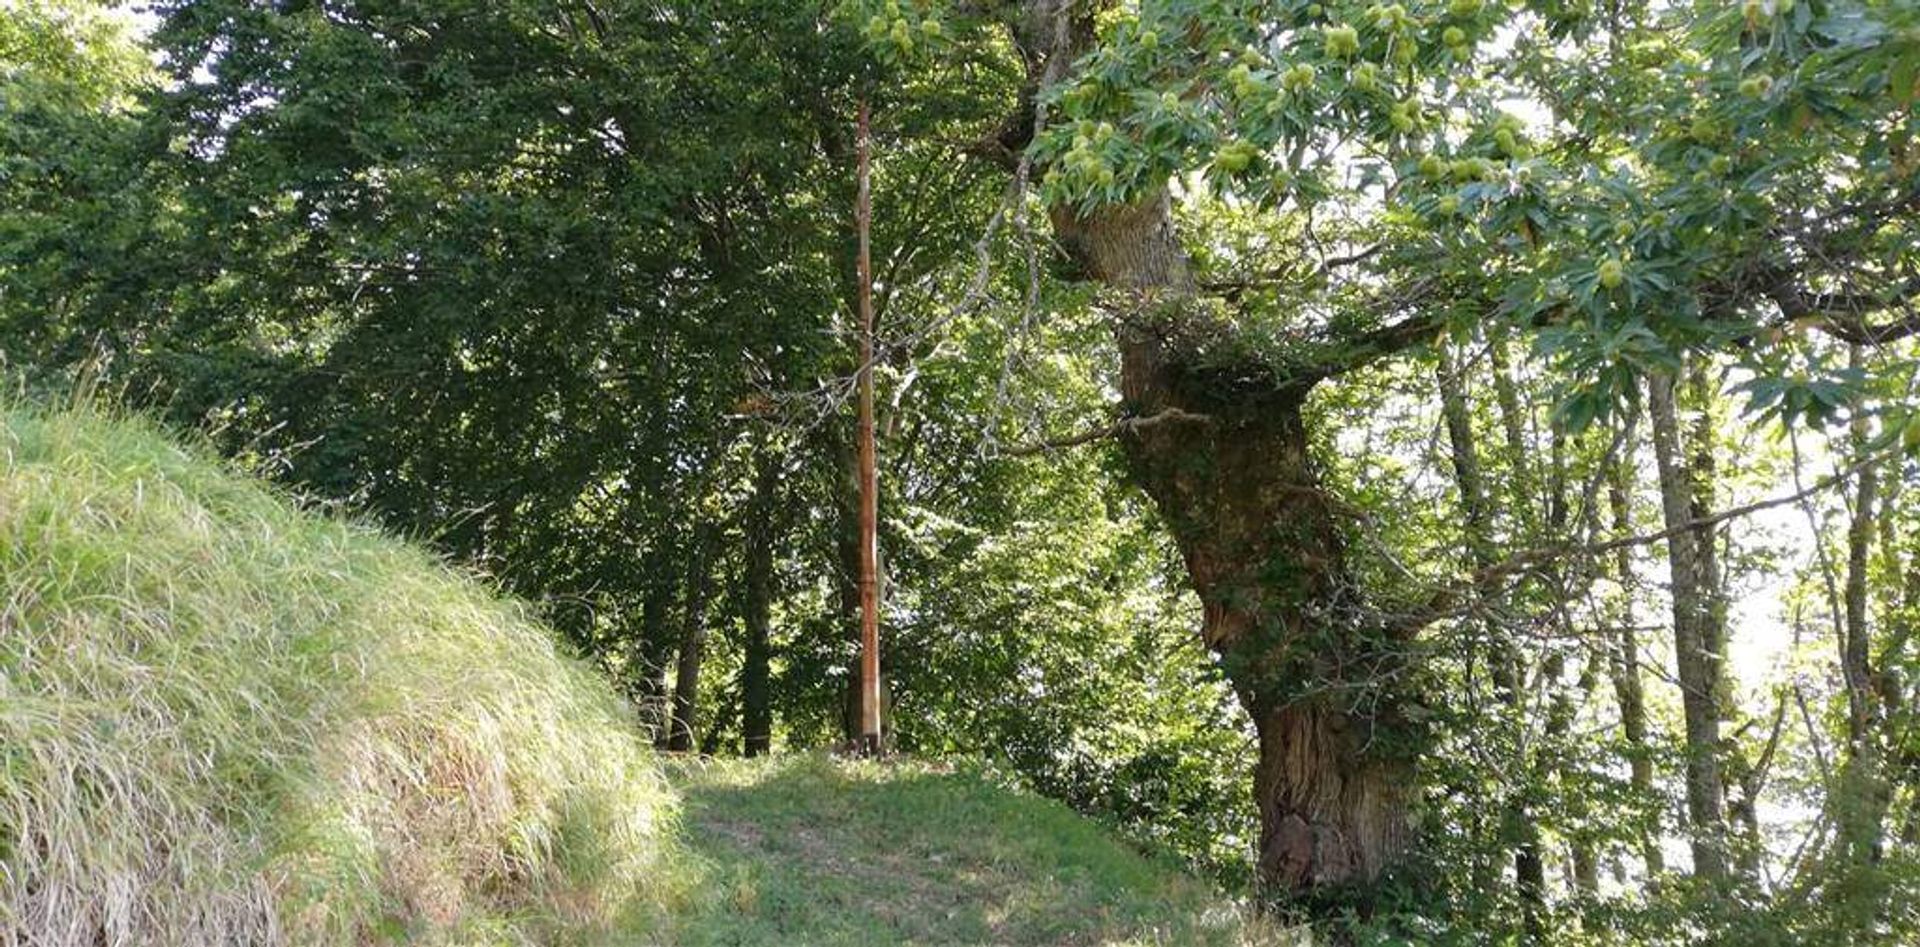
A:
[
  {"xmin": 1052, "ymin": 196, "xmax": 1416, "ymax": 898},
  {"xmin": 667, "ymin": 526, "xmax": 717, "ymax": 753},
  {"xmin": 1603, "ymin": 416, "xmax": 1665, "ymax": 877},
  {"xmin": 742, "ymin": 445, "xmax": 779, "ymax": 757},
  {"xmin": 1647, "ymin": 367, "xmax": 1730, "ymax": 882}
]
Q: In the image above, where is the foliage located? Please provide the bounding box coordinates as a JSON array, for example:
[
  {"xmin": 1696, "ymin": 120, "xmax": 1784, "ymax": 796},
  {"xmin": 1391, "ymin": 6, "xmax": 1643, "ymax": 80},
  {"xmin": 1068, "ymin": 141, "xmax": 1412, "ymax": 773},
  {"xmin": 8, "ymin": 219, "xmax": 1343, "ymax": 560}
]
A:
[
  {"xmin": 5, "ymin": 0, "xmax": 1920, "ymax": 941},
  {"xmin": 1026, "ymin": 0, "xmax": 1918, "ymax": 426}
]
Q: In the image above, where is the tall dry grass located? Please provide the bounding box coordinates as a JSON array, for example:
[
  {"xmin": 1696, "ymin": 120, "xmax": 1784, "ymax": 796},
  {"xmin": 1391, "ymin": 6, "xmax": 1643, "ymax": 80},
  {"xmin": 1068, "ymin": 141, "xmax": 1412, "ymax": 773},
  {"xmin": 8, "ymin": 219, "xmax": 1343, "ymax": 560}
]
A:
[{"xmin": 0, "ymin": 403, "xmax": 682, "ymax": 945}]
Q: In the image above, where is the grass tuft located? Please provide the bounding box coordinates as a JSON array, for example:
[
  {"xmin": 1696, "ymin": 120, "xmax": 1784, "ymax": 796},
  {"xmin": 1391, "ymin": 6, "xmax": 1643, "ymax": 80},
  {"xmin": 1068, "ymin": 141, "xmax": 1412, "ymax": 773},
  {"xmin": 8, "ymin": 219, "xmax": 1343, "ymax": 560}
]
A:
[{"xmin": 0, "ymin": 402, "xmax": 681, "ymax": 945}]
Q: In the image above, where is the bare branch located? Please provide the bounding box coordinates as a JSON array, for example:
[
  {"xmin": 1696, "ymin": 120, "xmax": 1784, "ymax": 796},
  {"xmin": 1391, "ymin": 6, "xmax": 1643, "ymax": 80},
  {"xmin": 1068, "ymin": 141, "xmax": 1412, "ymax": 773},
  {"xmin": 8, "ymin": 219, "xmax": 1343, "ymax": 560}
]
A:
[
  {"xmin": 1387, "ymin": 447, "xmax": 1900, "ymax": 635},
  {"xmin": 999, "ymin": 407, "xmax": 1212, "ymax": 457}
]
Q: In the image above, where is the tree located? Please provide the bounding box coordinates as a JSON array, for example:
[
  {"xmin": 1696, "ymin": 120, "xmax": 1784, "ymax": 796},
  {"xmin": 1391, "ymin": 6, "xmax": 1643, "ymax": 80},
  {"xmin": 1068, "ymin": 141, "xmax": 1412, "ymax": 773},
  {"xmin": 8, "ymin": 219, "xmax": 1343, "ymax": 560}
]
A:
[
  {"xmin": 931, "ymin": 0, "xmax": 1920, "ymax": 906},
  {"xmin": 10, "ymin": 0, "xmax": 1920, "ymax": 934},
  {"xmin": 1648, "ymin": 365, "xmax": 1733, "ymax": 883},
  {"xmin": 742, "ymin": 436, "xmax": 783, "ymax": 757},
  {"xmin": 1603, "ymin": 409, "xmax": 1666, "ymax": 878}
]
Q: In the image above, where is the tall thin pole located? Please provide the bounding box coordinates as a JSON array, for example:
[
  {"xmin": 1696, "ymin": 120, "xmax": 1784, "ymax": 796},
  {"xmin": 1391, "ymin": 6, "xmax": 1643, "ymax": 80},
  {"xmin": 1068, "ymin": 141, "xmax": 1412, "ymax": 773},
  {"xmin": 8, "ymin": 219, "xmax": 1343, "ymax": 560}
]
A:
[{"xmin": 854, "ymin": 95, "xmax": 882, "ymax": 756}]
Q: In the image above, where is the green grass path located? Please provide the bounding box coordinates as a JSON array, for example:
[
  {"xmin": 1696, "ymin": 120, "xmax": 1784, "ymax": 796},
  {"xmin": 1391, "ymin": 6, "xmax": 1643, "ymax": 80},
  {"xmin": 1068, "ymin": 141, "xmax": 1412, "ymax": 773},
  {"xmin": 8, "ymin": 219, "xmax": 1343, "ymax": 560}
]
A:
[{"xmin": 662, "ymin": 755, "xmax": 1274, "ymax": 946}]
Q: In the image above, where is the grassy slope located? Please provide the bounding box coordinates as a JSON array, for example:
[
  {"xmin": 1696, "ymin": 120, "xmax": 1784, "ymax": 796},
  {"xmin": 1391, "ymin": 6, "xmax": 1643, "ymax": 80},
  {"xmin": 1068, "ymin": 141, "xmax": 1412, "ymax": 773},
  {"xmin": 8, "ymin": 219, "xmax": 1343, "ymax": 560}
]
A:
[
  {"xmin": 664, "ymin": 755, "xmax": 1276, "ymax": 946},
  {"xmin": 1, "ymin": 403, "xmax": 1270, "ymax": 946},
  {"xmin": 0, "ymin": 404, "xmax": 679, "ymax": 945}
]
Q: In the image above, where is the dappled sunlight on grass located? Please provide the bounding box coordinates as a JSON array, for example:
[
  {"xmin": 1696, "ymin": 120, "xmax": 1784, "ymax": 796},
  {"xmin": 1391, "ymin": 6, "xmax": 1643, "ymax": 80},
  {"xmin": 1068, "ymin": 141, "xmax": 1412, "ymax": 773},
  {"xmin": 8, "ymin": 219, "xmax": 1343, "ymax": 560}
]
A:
[{"xmin": 662, "ymin": 754, "xmax": 1290, "ymax": 946}]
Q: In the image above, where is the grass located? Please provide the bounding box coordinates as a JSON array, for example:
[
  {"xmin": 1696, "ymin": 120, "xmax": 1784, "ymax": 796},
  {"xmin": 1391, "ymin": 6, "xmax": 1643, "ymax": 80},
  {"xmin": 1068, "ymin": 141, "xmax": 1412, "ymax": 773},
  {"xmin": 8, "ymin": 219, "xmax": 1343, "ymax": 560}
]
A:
[
  {"xmin": 0, "ymin": 402, "xmax": 680, "ymax": 945},
  {"xmin": 662, "ymin": 754, "xmax": 1282, "ymax": 946},
  {"xmin": 0, "ymin": 400, "xmax": 1281, "ymax": 945}
]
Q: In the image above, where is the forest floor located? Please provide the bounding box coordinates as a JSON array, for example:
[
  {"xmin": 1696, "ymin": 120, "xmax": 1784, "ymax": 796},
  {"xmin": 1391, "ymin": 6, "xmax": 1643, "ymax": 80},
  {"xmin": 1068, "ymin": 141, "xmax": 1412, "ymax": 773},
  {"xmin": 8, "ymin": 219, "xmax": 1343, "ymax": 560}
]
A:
[{"xmin": 660, "ymin": 754, "xmax": 1279, "ymax": 946}]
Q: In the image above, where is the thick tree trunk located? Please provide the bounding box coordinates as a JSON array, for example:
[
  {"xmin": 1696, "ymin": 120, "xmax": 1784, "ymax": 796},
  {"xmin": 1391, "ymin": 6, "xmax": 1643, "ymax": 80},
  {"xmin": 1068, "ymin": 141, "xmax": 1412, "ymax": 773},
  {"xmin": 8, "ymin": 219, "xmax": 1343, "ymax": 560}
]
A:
[
  {"xmin": 1053, "ymin": 196, "xmax": 1415, "ymax": 897},
  {"xmin": 667, "ymin": 527, "xmax": 716, "ymax": 753},
  {"xmin": 1647, "ymin": 367, "xmax": 1730, "ymax": 882},
  {"xmin": 742, "ymin": 447, "xmax": 779, "ymax": 757}
]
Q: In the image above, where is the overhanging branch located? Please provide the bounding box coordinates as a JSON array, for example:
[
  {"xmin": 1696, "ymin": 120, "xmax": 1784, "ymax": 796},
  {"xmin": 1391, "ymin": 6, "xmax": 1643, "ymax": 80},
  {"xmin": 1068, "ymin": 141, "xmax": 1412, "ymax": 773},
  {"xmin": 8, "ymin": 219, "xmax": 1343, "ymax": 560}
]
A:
[{"xmin": 1764, "ymin": 276, "xmax": 1920, "ymax": 345}]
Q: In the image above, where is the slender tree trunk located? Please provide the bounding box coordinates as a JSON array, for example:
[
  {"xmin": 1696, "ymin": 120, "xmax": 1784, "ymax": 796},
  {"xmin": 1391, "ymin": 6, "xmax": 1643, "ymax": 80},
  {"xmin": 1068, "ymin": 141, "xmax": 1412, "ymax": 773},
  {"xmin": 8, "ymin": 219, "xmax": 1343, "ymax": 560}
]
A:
[
  {"xmin": 1895, "ymin": 534, "xmax": 1920, "ymax": 848},
  {"xmin": 667, "ymin": 527, "xmax": 717, "ymax": 753},
  {"xmin": 1883, "ymin": 476, "xmax": 1919, "ymax": 849},
  {"xmin": 1565, "ymin": 674, "xmax": 1601, "ymax": 895},
  {"xmin": 1436, "ymin": 344, "xmax": 1543, "ymax": 926},
  {"xmin": 853, "ymin": 94, "xmax": 883, "ymax": 756},
  {"xmin": 742, "ymin": 446, "xmax": 779, "ymax": 757},
  {"xmin": 1493, "ymin": 350, "xmax": 1552, "ymax": 933},
  {"xmin": 1724, "ymin": 697, "xmax": 1784, "ymax": 882},
  {"xmin": 1833, "ymin": 362, "xmax": 1889, "ymax": 915},
  {"xmin": 828, "ymin": 424, "xmax": 892, "ymax": 746},
  {"xmin": 1647, "ymin": 367, "xmax": 1729, "ymax": 883},
  {"xmin": 1603, "ymin": 412, "xmax": 1664, "ymax": 877},
  {"xmin": 632, "ymin": 571, "xmax": 678, "ymax": 743},
  {"xmin": 1544, "ymin": 424, "xmax": 1599, "ymax": 897}
]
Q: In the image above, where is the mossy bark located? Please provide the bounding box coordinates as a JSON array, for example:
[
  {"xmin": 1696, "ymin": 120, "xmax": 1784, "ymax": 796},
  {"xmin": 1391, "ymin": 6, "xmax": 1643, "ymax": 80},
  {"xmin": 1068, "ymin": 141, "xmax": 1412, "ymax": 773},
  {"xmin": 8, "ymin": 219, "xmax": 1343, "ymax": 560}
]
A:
[{"xmin": 1052, "ymin": 198, "xmax": 1416, "ymax": 897}]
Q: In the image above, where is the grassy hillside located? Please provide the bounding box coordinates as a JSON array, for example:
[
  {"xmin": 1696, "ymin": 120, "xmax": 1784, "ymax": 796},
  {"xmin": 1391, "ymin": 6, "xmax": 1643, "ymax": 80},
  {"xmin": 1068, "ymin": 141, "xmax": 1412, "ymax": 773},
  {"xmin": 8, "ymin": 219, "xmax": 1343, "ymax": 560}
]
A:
[
  {"xmin": 0, "ymin": 402, "xmax": 1274, "ymax": 946},
  {"xmin": 663, "ymin": 755, "xmax": 1276, "ymax": 946},
  {"xmin": 0, "ymin": 403, "xmax": 680, "ymax": 945}
]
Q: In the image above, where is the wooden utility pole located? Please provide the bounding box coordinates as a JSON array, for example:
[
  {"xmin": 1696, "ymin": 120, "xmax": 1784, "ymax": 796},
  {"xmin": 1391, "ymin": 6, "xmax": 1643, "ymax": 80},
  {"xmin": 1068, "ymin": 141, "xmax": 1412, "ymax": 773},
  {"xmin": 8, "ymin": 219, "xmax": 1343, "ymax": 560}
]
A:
[{"xmin": 854, "ymin": 95, "xmax": 882, "ymax": 756}]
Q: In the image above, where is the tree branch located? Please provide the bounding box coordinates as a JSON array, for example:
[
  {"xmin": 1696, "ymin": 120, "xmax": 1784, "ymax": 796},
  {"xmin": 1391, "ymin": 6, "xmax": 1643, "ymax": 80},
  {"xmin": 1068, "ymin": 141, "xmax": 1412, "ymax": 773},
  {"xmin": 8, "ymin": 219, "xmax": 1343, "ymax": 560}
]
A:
[
  {"xmin": 999, "ymin": 407, "xmax": 1212, "ymax": 456},
  {"xmin": 1197, "ymin": 244, "xmax": 1387, "ymax": 299},
  {"xmin": 1764, "ymin": 275, "xmax": 1920, "ymax": 345},
  {"xmin": 1387, "ymin": 447, "xmax": 1900, "ymax": 636}
]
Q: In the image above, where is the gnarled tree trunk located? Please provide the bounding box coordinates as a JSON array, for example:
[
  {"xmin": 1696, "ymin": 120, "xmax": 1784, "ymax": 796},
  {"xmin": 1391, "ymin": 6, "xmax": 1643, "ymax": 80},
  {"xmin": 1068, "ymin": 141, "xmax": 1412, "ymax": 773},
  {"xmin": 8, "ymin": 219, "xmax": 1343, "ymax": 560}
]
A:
[{"xmin": 1052, "ymin": 197, "xmax": 1416, "ymax": 897}]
